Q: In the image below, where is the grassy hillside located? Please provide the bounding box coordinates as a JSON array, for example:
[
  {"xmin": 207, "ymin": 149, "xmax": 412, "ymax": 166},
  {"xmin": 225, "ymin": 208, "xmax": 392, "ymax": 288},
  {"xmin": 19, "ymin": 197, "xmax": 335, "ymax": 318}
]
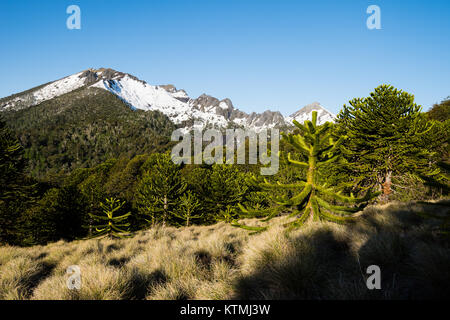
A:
[
  {"xmin": 0, "ymin": 201, "xmax": 448, "ymax": 300},
  {"xmin": 2, "ymin": 87, "xmax": 176, "ymax": 178}
]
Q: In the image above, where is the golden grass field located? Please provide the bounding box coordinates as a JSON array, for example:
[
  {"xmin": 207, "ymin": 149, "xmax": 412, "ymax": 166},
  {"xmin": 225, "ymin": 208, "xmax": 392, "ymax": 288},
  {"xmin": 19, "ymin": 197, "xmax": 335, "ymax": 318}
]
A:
[{"xmin": 0, "ymin": 201, "xmax": 448, "ymax": 300}]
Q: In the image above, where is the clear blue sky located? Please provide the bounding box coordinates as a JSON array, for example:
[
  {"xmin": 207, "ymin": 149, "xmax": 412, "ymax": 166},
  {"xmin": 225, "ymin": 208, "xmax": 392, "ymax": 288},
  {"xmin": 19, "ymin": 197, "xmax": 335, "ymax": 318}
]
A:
[{"xmin": 1, "ymin": 0, "xmax": 449, "ymax": 115}]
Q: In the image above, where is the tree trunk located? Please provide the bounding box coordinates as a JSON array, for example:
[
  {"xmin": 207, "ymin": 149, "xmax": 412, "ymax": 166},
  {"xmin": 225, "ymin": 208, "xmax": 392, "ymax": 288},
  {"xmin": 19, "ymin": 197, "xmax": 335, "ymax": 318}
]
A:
[
  {"xmin": 88, "ymin": 218, "xmax": 93, "ymax": 237},
  {"xmin": 307, "ymin": 151, "xmax": 316, "ymax": 222},
  {"xmin": 163, "ymin": 195, "xmax": 168, "ymax": 227},
  {"xmin": 381, "ymin": 170, "xmax": 392, "ymax": 203}
]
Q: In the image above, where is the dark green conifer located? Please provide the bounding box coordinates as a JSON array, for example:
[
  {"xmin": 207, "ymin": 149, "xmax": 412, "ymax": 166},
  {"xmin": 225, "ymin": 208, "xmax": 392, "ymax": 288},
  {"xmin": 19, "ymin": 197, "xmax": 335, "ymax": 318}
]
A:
[
  {"xmin": 135, "ymin": 153, "xmax": 187, "ymax": 226},
  {"xmin": 172, "ymin": 191, "xmax": 202, "ymax": 226},
  {"xmin": 0, "ymin": 116, "xmax": 35, "ymax": 244},
  {"xmin": 335, "ymin": 85, "xmax": 443, "ymax": 201},
  {"xmin": 203, "ymin": 164, "xmax": 248, "ymax": 221},
  {"xmin": 87, "ymin": 197, "xmax": 132, "ymax": 239},
  {"xmin": 236, "ymin": 111, "xmax": 379, "ymax": 231}
]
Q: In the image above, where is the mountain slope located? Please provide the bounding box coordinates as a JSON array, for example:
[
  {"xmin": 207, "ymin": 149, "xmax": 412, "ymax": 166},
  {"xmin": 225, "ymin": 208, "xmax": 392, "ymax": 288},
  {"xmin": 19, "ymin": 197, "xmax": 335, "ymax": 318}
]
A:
[
  {"xmin": 0, "ymin": 68, "xmax": 335, "ymax": 130},
  {"xmin": 2, "ymin": 86, "xmax": 176, "ymax": 177},
  {"xmin": 0, "ymin": 72, "xmax": 88, "ymax": 111}
]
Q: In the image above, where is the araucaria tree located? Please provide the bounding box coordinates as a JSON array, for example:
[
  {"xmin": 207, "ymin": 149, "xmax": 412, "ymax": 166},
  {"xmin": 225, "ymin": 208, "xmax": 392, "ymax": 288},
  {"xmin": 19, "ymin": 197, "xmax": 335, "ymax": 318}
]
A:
[
  {"xmin": 237, "ymin": 111, "xmax": 378, "ymax": 231},
  {"xmin": 135, "ymin": 153, "xmax": 187, "ymax": 226},
  {"xmin": 203, "ymin": 164, "xmax": 248, "ymax": 221},
  {"xmin": 172, "ymin": 191, "xmax": 202, "ymax": 226},
  {"xmin": 0, "ymin": 116, "xmax": 34, "ymax": 244},
  {"xmin": 335, "ymin": 85, "xmax": 440, "ymax": 202},
  {"xmin": 88, "ymin": 198, "xmax": 131, "ymax": 239}
]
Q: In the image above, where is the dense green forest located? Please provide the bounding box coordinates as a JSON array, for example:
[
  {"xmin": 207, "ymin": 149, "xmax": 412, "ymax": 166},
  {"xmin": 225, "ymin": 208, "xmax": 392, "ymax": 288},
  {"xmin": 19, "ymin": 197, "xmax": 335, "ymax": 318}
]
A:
[
  {"xmin": 0, "ymin": 86, "xmax": 449, "ymax": 246},
  {"xmin": 2, "ymin": 87, "xmax": 175, "ymax": 179}
]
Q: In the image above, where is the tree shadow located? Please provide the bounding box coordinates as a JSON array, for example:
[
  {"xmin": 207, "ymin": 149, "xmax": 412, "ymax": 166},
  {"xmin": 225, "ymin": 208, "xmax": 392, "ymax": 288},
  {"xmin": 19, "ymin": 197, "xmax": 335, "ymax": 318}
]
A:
[
  {"xmin": 232, "ymin": 229, "xmax": 359, "ymax": 300},
  {"xmin": 124, "ymin": 269, "xmax": 168, "ymax": 300},
  {"xmin": 232, "ymin": 204, "xmax": 450, "ymax": 300},
  {"xmin": 22, "ymin": 261, "xmax": 57, "ymax": 299}
]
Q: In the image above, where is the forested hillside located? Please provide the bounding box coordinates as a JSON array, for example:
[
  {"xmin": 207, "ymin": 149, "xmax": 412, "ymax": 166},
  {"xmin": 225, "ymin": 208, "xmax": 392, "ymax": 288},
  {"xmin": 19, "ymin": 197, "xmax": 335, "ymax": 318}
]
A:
[{"xmin": 2, "ymin": 87, "xmax": 176, "ymax": 178}]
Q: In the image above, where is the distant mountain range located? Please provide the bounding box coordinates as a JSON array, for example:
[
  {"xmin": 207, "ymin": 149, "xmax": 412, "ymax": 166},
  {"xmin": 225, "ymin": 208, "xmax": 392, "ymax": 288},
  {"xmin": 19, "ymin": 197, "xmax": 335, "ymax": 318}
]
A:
[{"xmin": 0, "ymin": 68, "xmax": 336, "ymax": 130}]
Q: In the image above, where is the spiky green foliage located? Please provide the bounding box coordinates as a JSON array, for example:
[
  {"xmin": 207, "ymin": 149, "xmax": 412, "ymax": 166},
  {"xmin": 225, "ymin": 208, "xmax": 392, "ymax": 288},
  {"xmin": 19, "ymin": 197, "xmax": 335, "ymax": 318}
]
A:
[
  {"xmin": 427, "ymin": 97, "xmax": 450, "ymax": 122},
  {"xmin": 203, "ymin": 164, "xmax": 249, "ymax": 221},
  {"xmin": 22, "ymin": 186, "xmax": 87, "ymax": 245},
  {"xmin": 87, "ymin": 198, "xmax": 132, "ymax": 239},
  {"xmin": 0, "ymin": 116, "xmax": 36, "ymax": 244},
  {"xmin": 216, "ymin": 205, "xmax": 239, "ymax": 223},
  {"xmin": 135, "ymin": 153, "xmax": 187, "ymax": 226},
  {"xmin": 237, "ymin": 111, "xmax": 379, "ymax": 231},
  {"xmin": 173, "ymin": 191, "xmax": 203, "ymax": 226},
  {"xmin": 335, "ymin": 85, "xmax": 445, "ymax": 201},
  {"xmin": 0, "ymin": 116, "xmax": 26, "ymax": 199}
]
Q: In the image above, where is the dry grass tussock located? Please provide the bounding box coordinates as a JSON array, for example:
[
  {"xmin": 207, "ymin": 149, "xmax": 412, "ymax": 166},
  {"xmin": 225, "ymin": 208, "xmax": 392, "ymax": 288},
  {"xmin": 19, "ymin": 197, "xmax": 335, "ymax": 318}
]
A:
[{"xmin": 0, "ymin": 200, "xmax": 448, "ymax": 300}]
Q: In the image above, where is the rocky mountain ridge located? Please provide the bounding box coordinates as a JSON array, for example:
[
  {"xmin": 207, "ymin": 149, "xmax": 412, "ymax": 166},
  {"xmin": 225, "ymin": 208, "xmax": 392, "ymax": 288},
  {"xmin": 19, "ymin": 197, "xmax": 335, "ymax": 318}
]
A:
[{"xmin": 0, "ymin": 68, "xmax": 336, "ymax": 130}]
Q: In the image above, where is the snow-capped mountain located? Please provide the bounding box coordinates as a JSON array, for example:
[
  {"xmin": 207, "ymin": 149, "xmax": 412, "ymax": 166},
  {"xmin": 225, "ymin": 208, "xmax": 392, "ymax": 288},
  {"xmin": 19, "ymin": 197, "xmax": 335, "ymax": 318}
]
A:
[
  {"xmin": 0, "ymin": 68, "xmax": 335, "ymax": 130},
  {"xmin": 286, "ymin": 102, "xmax": 335, "ymax": 126}
]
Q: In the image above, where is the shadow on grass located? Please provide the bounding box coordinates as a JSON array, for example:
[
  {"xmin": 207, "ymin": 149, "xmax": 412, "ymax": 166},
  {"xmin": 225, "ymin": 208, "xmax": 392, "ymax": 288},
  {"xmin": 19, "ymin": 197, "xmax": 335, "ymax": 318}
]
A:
[
  {"xmin": 232, "ymin": 202, "xmax": 450, "ymax": 300},
  {"xmin": 22, "ymin": 261, "xmax": 57, "ymax": 299},
  {"xmin": 124, "ymin": 269, "xmax": 168, "ymax": 300}
]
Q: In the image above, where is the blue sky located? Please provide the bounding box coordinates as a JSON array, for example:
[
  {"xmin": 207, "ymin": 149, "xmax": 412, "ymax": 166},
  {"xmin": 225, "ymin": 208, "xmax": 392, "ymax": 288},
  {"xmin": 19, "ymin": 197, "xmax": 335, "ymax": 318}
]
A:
[{"xmin": 0, "ymin": 0, "xmax": 449, "ymax": 115}]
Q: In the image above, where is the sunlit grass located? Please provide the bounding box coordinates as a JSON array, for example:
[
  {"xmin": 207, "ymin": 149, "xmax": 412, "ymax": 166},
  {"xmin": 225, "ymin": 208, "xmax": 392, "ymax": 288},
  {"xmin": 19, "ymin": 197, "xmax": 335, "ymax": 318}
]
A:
[{"xmin": 0, "ymin": 200, "xmax": 448, "ymax": 300}]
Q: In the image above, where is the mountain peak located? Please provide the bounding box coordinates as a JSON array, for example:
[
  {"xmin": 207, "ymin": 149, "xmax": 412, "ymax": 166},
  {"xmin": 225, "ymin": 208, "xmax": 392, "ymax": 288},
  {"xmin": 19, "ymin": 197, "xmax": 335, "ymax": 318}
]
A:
[
  {"xmin": 0, "ymin": 68, "xmax": 336, "ymax": 130},
  {"xmin": 286, "ymin": 102, "xmax": 335, "ymax": 126},
  {"xmin": 289, "ymin": 102, "xmax": 327, "ymax": 117}
]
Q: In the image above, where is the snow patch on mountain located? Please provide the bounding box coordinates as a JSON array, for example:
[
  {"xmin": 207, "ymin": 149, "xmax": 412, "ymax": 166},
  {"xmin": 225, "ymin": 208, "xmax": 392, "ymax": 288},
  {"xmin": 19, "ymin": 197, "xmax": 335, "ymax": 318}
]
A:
[
  {"xmin": 91, "ymin": 75, "xmax": 229, "ymax": 127},
  {"xmin": 285, "ymin": 102, "xmax": 335, "ymax": 125},
  {"xmin": 89, "ymin": 73, "xmax": 335, "ymax": 130},
  {"xmin": 1, "ymin": 72, "xmax": 87, "ymax": 110},
  {"xmin": 33, "ymin": 72, "xmax": 87, "ymax": 103},
  {"xmin": 1, "ymin": 68, "xmax": 336, "ymax": 131},
  {"xmin": 90, "ymin": 75, "xmax": 296, "ymax": 131},
  {"xmin": 91, "ymin": 76, "xmax": 190, "ymax": 121}
]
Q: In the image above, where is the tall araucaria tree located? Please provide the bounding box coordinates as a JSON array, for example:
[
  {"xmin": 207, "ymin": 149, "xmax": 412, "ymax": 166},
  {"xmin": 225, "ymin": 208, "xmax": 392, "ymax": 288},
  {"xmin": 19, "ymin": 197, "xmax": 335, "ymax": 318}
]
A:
[
  {"xmin": 203, "ymin": 164, "xmax": 249, "ymax": 222},
  {"xmin": 135, "ymin": 153, "xmax": 187, "ymax": 226},
  {"xmin": 87, "ymin": 197, "xmax": 132, "ymax": 239},
  {"xmin": 335, "ymin": 85, "xmax": 441, "ymax": 202},
  {"xmin": 0, "ymin": 116, "xmax": 35, "ymax": 244},
  {"xmin": 236, "ymin": 111, "xmax": 379, "ymax": 231},
  {"xmin": 172, "ymin": 191, "xmax": 203, "ymax": 227}
]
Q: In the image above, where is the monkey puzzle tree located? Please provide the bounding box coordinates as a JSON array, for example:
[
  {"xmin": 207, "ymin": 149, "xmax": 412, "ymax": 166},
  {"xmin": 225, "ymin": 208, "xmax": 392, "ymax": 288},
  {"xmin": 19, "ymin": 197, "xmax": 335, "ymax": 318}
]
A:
[
  {"xmin": 0, "ymin": 116, "xmax": 34, "ymax": 244},
  {"xmin": 236, "ymin": 111, "xmax": 379, "ymax": 231},
  {"xmin": 335, "ymin": 85, "xmax": 442, "ymax": 202},
  {"xmin": 216, "ymin": 205, "xmax": 240, "ymax": 223},
  {"xmin": 172, "ymin": 191, "xmax": 202, "ymax": 226},
  {"xmin": 78, "ymin": 159, "xmax": 116, "ymax": 236},
  {"xmin": 24, "ymin": 186, "xmax": 87, "ymax": 244},
  {"xmin": 427, "ymin": 97, "xmax": 450, "ymax": 122},
  {"xmin": 87, "ymin": 197, "xmax": 132, "ymax": 239},
  {"xmin": 135, "ymin": 153, "xmax": 187, "ymax": 226},
  {"xmin": 201, "ymin": 164, "xmax": 249, "ymax": 222}
]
